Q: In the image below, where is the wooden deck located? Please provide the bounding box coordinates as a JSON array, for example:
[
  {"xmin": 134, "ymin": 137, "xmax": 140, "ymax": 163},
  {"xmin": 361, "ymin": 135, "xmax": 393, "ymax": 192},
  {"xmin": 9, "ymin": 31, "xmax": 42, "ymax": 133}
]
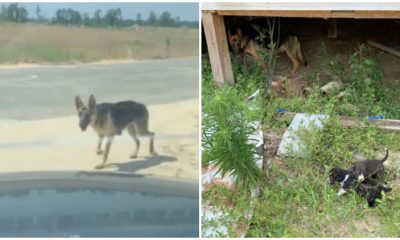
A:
[{"xmin": 202, "ymin": 3, "xmax": 400, "ymax": 84}]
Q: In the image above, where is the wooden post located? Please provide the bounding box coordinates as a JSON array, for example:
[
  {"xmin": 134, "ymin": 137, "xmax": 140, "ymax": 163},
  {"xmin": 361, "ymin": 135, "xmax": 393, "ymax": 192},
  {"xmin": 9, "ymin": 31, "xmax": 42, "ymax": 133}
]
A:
[
  {"xmin": 202, "ymin": 12, "xmax": 234, "ymax": 85},
  {"xmin": 327, "ymin": 18, "xmax": 337, "ymax": 39}
]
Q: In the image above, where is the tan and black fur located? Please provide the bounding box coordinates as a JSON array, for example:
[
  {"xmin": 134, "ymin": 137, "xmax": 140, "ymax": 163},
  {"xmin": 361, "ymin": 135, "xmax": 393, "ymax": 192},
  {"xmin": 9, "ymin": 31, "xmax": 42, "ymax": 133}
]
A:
[
  {"xmin": 75, "ymin": 95, "xmax": 155, "ymax": 169},
  {"xmin": 277, "ymin": 35, "xmax": 307, "ymax": 74},
  {"xmin": 228, "ymin": 28, "xmax": 307, "ymax": 73}
]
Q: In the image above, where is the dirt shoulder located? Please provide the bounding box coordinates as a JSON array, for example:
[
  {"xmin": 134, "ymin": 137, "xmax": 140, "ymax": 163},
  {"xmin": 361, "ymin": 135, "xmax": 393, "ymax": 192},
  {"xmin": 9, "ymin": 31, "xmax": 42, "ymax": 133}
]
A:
[
  {"xmin": 0, "ymin": 99, "xmax": 199, "ymax": 182},
  {"xmin": 0, "ymin": 56, "xmax": 199, "ymax": 69}
]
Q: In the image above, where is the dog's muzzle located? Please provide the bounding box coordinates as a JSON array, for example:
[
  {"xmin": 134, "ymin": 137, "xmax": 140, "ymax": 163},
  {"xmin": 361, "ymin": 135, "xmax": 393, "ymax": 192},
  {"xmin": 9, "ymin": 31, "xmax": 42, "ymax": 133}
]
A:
[
  {"xmin": 80, "ymin": 124, "xmax": 88, "ymax": 131},
  {"xmin": 79, "ymin": 114, "xmax": 91, "ymax": 131}
]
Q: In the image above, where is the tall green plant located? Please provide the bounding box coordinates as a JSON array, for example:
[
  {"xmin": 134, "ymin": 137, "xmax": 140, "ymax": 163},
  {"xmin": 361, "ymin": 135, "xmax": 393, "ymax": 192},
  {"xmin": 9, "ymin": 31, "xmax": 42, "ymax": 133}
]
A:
[
  {"xmin": 347, "ymin": 44, "xmax": 384, "ymax": 112},
  {"xmin": 316, "ymin": 42, "xmax": 346, "ymax": 82},
  {"xmin": 202, "ymin": 86, "xmax": 262, "ymax": 188}
]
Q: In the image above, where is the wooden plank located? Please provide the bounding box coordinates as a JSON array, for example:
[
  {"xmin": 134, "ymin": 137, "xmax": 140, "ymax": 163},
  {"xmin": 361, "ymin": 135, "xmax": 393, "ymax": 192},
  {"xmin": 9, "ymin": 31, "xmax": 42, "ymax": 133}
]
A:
[
  {"xmin": 202, "ymin": 2, "xmax": 400, "ymax": 11},
  {"xmin": 330, "ymin": 11, "xmax": 354, "ymax": 18},
  {"xmin": 339, "ymin": 116, "xmax": 400, "ymax": 133},
  {"xmin": 202, "ymin": 10, "xmax": 216, "ymax": 14},
  {"xmin": 215, "ymin": 10, "xmax": 332, "ymax": 18},
  {"xmin": 327, "ymin": 18, "xmax": 337, "ymax": 38},
  {"xmin": 353, "ymin": 11, "xmax": 400, "ymax": 18},
  {"xmin": 367, "ymin": 40, "xmax": 400, "ymax": 58},
  {"xmin": 202, "ymin": 12, "xmax": 234, "ymax": 85},
  {"xmin": 279, "ymin": 112, "xmax": 400, "ymax": 133},
  {"xmin": 210, "ymin": 10, "xmax": 400, "ymax": 19}
]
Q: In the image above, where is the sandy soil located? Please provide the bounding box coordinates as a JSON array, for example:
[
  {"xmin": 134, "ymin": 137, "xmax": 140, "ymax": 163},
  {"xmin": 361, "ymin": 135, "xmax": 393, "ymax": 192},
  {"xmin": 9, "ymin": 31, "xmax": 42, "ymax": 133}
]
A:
[
  {"xmin": 0, "ymin": 56, "xmax": 198, "ymax": 70},
  {"xmin": 0, "ymin": 99, "xmax": 199, "ymax": 182},
  {"xmin": 0, "ymin": 60, "xmax": 138, "ymax": 69}
]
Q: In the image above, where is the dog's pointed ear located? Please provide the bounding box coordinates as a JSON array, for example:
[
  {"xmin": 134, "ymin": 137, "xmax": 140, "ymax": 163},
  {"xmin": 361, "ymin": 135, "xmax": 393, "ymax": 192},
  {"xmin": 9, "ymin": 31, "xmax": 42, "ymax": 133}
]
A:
[
  {"xmin": 237, "ymin": 28, "xmax": 242, "ymax": 36},
  {"xmin": 88, "ymin": 94, "xmax": 96, "ymax": 111},
  {"xmin": 75, "ymin": 96, "xmax": 85, "ymax": 110}
]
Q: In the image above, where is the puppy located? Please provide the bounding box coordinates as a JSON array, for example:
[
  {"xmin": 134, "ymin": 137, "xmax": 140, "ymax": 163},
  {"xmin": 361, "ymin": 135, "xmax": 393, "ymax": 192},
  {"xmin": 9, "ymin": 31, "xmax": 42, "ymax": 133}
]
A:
[
  {"xmin": 355, "ymin": 178, "xmax": 392, "ymax": 207},
  {"xmin": 328, "ymin": 167, "xmax": 357, "ymax": 196},
  {"xmin": 350, "ymin": 148, "xmax": 388, "ymax": 182}
]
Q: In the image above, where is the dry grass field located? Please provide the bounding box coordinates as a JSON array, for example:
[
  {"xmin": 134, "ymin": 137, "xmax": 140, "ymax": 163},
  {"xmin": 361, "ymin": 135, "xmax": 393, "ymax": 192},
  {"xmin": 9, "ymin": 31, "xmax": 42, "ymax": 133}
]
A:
[{"xmin": 0, "ymin": 23, "xmax": 198, "ymax": 63}]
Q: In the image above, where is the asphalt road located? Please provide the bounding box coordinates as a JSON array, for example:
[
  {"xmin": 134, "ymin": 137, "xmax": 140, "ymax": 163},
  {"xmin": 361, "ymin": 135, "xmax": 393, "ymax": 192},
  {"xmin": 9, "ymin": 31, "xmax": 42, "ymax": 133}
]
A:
[{"xmin": 0, "ymin": 57, "xmax": 198, "ymax": 120}]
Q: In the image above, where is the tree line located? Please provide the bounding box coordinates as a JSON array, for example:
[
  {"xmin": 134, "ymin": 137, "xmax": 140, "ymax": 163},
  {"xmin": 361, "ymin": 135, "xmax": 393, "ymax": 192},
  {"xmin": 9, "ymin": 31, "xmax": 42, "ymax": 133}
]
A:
[{"xmin": 0, "ymin": 3, "xmax": 198, "ymax": 28}]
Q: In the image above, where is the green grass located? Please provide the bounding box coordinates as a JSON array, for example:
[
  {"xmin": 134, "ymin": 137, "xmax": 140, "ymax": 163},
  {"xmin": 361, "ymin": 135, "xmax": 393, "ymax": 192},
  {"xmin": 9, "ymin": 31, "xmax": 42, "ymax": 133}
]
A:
[
  {"xmin": 202, "ymin": 44, "xmax": 400, "ymax": 237},
  {"xmin": 203, "ymin": 119, "xmax": 400, "ymax": 237},
  {"xmin": 246, "ymin": 150, "xmax": 400, "ymax": 237},
  {"xmin": 202, "ymin": 56, "xmax": 266, "ymax": 101},
  {"xmin": 0, "ymin": 43, "xmax": 76, "ymax": 62},
  {"xmin": 202, "ymin": 184, "xmax": 252, "ymax": 237}
]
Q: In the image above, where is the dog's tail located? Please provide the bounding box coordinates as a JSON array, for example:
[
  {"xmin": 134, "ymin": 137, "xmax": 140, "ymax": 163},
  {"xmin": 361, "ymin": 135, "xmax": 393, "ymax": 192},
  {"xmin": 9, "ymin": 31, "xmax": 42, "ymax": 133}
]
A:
[{"xmin": 380, "ymin": 147, "xmax": 389, "ymax": 163}]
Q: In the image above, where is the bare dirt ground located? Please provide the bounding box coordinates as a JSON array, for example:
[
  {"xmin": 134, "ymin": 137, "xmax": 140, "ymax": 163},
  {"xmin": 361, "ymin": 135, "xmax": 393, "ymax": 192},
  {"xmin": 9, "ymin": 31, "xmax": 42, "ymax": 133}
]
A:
[{"xmin": 0, "ymin": 99, "xmax": 198, "ymax": 181}]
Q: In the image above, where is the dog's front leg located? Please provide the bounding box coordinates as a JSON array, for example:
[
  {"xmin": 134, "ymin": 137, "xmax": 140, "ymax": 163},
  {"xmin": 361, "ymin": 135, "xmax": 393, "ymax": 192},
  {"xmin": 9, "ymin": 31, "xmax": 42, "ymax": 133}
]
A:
[
  {"xmin": 337, "ymin": 174, "xmax": 351, "ymax": 196},
  {"xmin": 95, "ymin": 136, "xmax": 113, "ymax": 169},
  {"xmin": 337, "ymin": 188, "xmax": 348, "ymax": 196},
  {"xmin": 96, "ymin": 135, "xmax": 104, "ymax": 155},
  {"xmin": 357, "ymin": 174, "xmax": 365, "ymax": 182}
]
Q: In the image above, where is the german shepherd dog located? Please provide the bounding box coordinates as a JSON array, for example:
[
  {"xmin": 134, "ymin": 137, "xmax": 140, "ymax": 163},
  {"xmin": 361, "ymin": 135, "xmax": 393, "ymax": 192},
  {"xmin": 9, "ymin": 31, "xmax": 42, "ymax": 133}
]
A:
[
  {"xmin": 75, "ymin": 95, "xmax": 155, "ymax": 169},
  {"xmin": 228, "ymin": 28, "xmax": 307, "ymax": 73}
]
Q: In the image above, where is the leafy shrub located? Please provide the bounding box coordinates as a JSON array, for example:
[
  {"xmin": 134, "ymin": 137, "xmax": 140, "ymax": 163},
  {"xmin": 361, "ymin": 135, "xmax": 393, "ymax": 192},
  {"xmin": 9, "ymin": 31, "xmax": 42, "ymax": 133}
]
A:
[
  {"xmin": 346, "ymin": 44, "xmax": 385, "ymax": 115},
  {"xmin": 202, "ymin": 86, "xmax": 262, "ymax": 188},
  {"xmin": 316, "ymin": 42, "xmax": 346, "ymax": 82}
]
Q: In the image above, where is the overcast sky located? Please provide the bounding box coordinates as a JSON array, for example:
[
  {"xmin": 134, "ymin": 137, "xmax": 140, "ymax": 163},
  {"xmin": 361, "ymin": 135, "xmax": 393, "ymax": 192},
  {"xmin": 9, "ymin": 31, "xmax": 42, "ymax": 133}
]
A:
[{"xmin": 1, "ymin": 3, "xmax": 199, "ymax": 21}]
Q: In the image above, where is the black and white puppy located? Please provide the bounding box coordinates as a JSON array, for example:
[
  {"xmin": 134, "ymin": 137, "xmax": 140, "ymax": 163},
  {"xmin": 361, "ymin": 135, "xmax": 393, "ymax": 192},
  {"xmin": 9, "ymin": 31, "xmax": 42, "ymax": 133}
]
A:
[
  {"xmin": 328, "ymin": 167, "xmax": 357, "ymax": 196},
  {"xmin": 349, "ymin": 148, "xmax": 388, "ymax": 182},
  {"xmin": 355, "ymin": 178, "xmax": 392, "ymax": 207}
]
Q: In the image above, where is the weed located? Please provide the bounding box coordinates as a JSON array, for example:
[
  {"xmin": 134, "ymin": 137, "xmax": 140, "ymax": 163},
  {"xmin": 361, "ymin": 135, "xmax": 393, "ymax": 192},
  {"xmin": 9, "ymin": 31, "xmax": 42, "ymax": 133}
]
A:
[
  {"xmin": 202, "ymin": 86, "xmax": 262, "ymax": 188},
  {"xmin": 202, "ymin": 184, "xmax": 252, "ymax": 237},
  {"xmin": 316, "ymin": 42, "xmax": 346, "ymax": 82}
]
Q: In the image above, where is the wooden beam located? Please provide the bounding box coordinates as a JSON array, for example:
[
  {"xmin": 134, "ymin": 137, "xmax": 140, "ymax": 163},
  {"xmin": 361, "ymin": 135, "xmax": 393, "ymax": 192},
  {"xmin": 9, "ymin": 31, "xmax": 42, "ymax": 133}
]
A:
[
  {"xmin": 215, "ymin": 10, "xmax": 332, "ymax": 18},
  {"xmin": 367, "ymin": 40, "xmax": 400, "ymax": 58},
  {"xmin": 202, "ymin": 12, "xmax": 234, "ymax": 85},
  {"xmin": 279, "ymin": 112, "xmax": 400, "ymax": 133},
  {"xmin": 354, "ymin": 11, "xmax": 400, "ymax": 19},
  {"xmin": 211, "ymin": 10, "xmax": 400, "ymax": 19},
  {"xmin": 202, "ymin": 2, "xmax": 400, "ymax": 12},
  {"xmin": 327, "ymin": 18, "xmax": 337, "ymax": 38},
  {"xmin": 339, "ymin": 116, "xmax": 400, "ymax": 133}
]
